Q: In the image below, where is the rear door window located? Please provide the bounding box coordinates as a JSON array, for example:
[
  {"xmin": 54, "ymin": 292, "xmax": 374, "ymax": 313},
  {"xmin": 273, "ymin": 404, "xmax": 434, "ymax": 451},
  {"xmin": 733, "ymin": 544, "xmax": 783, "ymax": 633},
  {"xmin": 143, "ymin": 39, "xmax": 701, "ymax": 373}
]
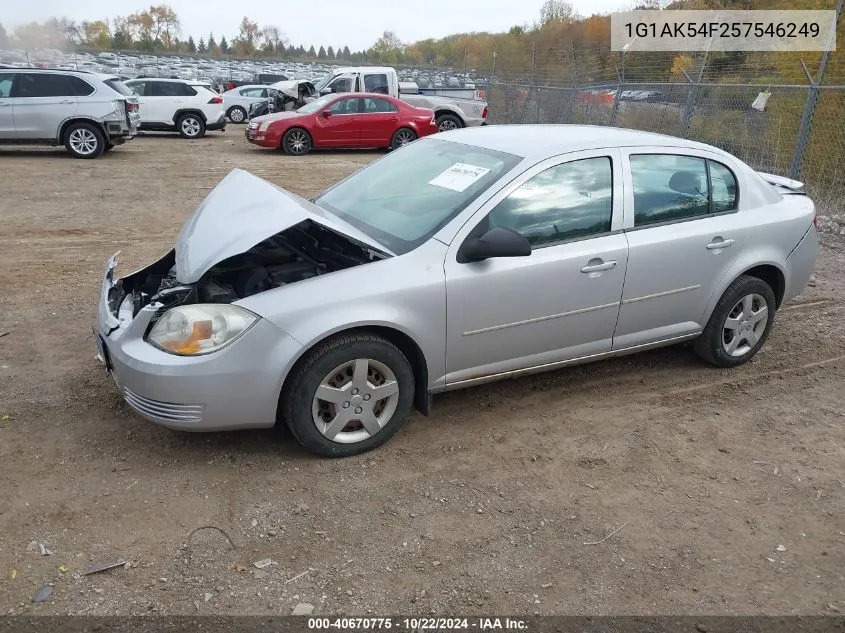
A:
[
  {"xmin": 152, "ymin": 82, "xmax": 194, "ymax": 97},
  {"xmin": 67, "ymin": 75, "xmax": 95, "ymax": 97},
  {"xmin": 15, "ymin": 73, "xmax": 74, "ymax": 98}
]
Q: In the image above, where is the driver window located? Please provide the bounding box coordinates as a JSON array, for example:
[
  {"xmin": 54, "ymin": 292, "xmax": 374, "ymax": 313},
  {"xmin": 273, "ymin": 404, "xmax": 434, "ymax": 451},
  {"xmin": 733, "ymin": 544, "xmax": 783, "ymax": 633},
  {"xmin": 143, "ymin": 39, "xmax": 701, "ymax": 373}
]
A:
[
  {"xmin": 487, "ymin": 157, "xmax": 613, "ymax": 246},
  {"xmin": 328, "ymin": 97, "xmax": 360, "ymax": 115},
  {"xmin": 328, "ymin": 77, "xmax": 354, "ymax": 93}
]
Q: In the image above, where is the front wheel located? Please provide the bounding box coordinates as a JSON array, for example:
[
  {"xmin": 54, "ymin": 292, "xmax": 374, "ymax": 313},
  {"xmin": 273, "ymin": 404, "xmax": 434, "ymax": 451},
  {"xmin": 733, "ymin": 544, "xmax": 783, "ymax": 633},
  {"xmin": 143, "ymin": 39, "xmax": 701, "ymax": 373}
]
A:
[
  {"xmin": 694, "ymin": 275, "xmax": 776, "ymax": 367},
  {"xmin": 177, "ymin": 113, "xmax": 205, "ymax": 139},
  {"xmin": 64, "ymin": 122, "xmax": 105, "ymax": 159},
  {"xmin": 281, "ymin": 334, "xmax": 415, "ymax": 457},
  {"xmin": 282, "ymin": 128, "xmax": 312, "ymax": 156}
]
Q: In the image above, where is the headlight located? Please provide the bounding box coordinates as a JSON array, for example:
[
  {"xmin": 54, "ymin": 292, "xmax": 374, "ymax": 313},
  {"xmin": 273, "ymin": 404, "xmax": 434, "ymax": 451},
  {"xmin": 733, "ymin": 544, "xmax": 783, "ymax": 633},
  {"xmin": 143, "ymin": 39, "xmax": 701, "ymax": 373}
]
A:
[
  {"xmin": 147, "ymin": 305, "xmax": 258, "ymax": 356},
  {"xmin": 258, "ymin": 120, "xmax": 273, "ymax": 132}
]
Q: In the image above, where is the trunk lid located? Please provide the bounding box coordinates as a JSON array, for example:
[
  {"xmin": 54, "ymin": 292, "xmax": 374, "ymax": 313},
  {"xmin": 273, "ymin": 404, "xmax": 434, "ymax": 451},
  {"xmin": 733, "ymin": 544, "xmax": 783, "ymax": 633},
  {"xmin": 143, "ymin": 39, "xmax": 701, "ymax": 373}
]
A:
[{"xmin": 175, "ymin": 169, "xmax": 392, "ymax": 284}]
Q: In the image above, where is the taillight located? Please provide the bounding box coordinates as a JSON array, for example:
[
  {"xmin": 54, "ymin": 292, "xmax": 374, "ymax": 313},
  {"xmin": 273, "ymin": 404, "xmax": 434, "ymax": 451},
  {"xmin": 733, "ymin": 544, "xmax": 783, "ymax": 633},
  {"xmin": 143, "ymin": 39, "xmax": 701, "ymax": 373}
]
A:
[
  {"xmin": 126, "ymin": 102, "xmax": 138, "ymax": 113},
  {"xmin": 482, "ymin": 106, "xmax": 488, "ymax": 119},
  {"xmin": 208, "ymin": 96, "xmax": 223, "ymax": 104}
]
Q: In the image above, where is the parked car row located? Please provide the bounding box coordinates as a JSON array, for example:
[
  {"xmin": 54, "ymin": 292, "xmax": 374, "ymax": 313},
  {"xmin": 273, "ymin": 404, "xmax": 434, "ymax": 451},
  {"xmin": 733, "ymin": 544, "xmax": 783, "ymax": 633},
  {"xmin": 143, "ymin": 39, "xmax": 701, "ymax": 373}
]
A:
[{"xmin": 0, "ymin": 65, "xmax": 490, "ymax": 157}]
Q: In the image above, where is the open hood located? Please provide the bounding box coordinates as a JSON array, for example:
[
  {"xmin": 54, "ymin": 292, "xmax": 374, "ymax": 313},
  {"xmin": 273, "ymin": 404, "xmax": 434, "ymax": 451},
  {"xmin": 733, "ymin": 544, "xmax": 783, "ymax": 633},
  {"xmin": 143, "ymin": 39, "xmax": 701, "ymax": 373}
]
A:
[
  {"xmin": 270, "ymin": 79, "xmax": 316, "ymax": 99},
  {"xmin": 175, "ymin": 169, "xmax": 392, "ymax": 284}
]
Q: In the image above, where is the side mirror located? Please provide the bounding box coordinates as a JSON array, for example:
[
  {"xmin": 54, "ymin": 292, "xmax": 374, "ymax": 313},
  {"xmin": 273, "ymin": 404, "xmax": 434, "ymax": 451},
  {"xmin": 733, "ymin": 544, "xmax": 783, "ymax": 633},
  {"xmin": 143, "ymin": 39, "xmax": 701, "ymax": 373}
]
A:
[
  {"xmin": 459, "ymin": 227, "xmax": 531, "ymax": 263},
  {"xmin": 321, "ymin": 110, "xmax": 332, "ymax": 118}
]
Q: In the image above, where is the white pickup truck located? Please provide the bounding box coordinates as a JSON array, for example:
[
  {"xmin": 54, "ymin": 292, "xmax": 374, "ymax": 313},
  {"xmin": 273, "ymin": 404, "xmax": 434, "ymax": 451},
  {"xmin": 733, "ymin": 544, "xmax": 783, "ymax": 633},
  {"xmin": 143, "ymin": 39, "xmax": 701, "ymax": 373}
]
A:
[{"xmin": 313, "ymin": 66, "xmax": 488, "ymax": 132}]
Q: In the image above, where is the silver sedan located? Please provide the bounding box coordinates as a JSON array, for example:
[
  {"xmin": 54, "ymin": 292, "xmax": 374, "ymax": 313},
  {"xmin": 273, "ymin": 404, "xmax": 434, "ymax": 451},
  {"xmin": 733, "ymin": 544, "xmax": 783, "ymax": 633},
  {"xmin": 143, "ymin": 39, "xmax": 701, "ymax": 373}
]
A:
[
  {"xmin": 220, "ymin": 85, "xmax": 272, "ymax": 123},
  {"xmin": 94, "ymin": 125, "xmax": 819, "ymax": 457}
]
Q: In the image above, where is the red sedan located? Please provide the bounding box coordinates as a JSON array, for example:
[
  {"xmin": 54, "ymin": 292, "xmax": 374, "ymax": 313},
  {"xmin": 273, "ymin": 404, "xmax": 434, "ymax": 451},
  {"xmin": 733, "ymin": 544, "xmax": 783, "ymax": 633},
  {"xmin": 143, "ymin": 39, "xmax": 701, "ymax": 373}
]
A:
[{"xmin": 245, "ymin": 92, "xmax": 440, "ymax": 155}]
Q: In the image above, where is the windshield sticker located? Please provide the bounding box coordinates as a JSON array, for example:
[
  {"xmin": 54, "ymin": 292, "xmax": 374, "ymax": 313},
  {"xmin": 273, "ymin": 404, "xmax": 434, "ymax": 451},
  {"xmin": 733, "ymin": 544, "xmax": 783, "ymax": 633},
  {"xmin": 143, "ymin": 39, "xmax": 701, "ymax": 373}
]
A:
[{"xmin": 428, "ymin": 163, "xmax": 491, "ymax": 192}]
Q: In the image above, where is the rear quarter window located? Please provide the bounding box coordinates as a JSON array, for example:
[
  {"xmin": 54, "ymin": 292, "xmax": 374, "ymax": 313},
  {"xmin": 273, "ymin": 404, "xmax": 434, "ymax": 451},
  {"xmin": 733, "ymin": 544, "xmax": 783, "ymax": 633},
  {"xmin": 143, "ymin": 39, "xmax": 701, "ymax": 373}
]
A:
[{"xmin": 68, "ymin": 75, "xmax": 95, "ymax": 97}]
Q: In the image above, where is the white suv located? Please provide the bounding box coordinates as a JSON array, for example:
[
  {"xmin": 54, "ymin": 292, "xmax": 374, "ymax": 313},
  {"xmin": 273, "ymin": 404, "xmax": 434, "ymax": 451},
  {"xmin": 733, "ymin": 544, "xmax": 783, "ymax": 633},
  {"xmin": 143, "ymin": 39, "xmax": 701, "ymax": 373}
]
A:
[{"xmin": 123, "ymin": 78, "xmax": 227, "ymax": 138}]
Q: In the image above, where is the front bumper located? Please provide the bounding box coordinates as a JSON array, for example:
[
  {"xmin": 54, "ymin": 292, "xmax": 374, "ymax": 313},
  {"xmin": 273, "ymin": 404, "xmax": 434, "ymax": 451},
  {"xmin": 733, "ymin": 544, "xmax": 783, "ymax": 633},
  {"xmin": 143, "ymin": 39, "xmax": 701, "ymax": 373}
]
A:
[
  {"xmin": 245, "ymin": 124, "xmax": 280, "ymax": 147},
  {"xmin": 94, "ymin": 254, "xmax": 302, "ymax": 431}
]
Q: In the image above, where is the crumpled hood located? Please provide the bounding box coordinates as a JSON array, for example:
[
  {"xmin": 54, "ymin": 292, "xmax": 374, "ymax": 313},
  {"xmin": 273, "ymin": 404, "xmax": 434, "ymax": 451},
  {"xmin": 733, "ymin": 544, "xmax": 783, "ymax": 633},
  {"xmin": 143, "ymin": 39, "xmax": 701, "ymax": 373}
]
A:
[
  {"xmin": 270, "ymin": 79, "xmax": 316, "ymax": 99},
  {"xmin": 175, "ymin": 169, "xmax": 392, "ymax": 284}
]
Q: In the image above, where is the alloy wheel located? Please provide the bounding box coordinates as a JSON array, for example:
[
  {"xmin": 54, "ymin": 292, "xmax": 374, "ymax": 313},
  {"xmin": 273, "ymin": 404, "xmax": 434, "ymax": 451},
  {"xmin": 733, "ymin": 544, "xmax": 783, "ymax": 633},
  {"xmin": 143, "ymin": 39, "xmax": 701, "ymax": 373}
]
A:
[
  {"xmin": 286, "ymin": 130, "xmax": 310, "ymax": 155},
  {"xmin": 182, "ymin": 117, "xmax": 201, "ymax": 137},
  {"xmin": 394, "ymin": 129, "xmax": 415, "ymax": 147},
  {"xmin": 311, "ymin": 358, "xmax": 400, "ymax": 444},
  {"xmin": 438, "ymin": 119, "xmax": 458, "ymax": 132},
  {"xmin": 722, "ymin": 293, "xmax": 768, "ymax": 357},
  {"xmin": 229, "ymin": 108, "xmax": 245, "ymax": 123},
  {"xmin": 68, "ymin": 128, "xmax": 98, "ymax": 156}
]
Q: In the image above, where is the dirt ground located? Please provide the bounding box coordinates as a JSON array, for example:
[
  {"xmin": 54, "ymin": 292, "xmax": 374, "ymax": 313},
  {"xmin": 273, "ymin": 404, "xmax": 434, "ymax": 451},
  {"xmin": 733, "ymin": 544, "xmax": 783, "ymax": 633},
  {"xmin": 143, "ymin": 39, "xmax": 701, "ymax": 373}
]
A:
[{"xmin": 1, "ymin": 133, "xmax": 844, "ymax": 617}]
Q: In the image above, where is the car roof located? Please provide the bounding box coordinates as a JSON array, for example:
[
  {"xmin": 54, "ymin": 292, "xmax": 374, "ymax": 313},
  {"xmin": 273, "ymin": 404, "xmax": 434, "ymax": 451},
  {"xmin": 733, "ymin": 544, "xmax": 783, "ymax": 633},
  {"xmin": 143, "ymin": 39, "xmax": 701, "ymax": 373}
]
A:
[
  {"xmin": 437, "ymin": 124, "xmax": 727, "ymax": 159},
  {"xmin": 127, "ymin": 77, "xmax": 203, "ymax": 84}
]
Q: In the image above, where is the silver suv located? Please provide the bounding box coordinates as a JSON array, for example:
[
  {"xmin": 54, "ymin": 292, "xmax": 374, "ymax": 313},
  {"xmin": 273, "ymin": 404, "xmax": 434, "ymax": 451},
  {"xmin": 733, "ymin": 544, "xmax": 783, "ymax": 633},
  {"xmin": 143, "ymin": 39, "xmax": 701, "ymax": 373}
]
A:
[{"xmin": 0, "ymin": 68, "xmax": 140, "ymax": 158}]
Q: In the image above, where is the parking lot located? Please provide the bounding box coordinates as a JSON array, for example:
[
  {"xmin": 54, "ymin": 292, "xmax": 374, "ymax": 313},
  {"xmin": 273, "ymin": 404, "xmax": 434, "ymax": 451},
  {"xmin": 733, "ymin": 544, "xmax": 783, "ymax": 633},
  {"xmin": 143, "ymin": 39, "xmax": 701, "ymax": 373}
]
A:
[{"xmin": 1, "ymin": 134, "xmax": 844, "ymax": 616}]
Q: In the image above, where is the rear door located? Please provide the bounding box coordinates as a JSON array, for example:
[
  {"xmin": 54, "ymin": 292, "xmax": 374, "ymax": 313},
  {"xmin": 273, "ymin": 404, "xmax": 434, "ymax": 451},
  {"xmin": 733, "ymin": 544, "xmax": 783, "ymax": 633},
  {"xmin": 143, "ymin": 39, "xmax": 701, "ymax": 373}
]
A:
[
  {"xmin": 149, "ymin": 81, "xmax": 188, "ymax": 124},
  {"xmin": 10, "ymin": 72, "xmax": 78, "ymax": 140},
  {"xmin": 313, "ymin": 96, "xmax": 362, "ymax": 147},
  {"xmin": 0, "ymin": 73, "xmax": 15, "ymax": 138},
  {"xmin": 359, "ymin": 97, "xmax": 399, "ymax": 146},
  {"xmin": 613, "ymin": 149, "xmax": 746, "ymax": 349}
]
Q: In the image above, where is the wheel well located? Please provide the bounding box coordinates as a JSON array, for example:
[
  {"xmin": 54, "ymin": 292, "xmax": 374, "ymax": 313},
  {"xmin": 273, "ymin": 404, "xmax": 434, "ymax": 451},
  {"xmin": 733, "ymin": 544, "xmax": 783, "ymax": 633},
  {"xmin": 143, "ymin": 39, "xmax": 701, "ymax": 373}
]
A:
[
  {"xmin": 174, "ymin": 109, "xmax": 206, "ymax": 123},
  {"xmin": 742, "ymin": 265, "xmax": 785, "ymax": 307},
  {"xmin": 58, "ymin": 118, "xmax": 105, "ymax": 144},
  {"xmin": 277, "ymin": 326, "xmax": 431, "ymax": 421},
  {"xmin": 435, "ymin": 111, "xmax": 464, "ymax": 126},
  {"xmin": 281, "ymin": 126, "xmax": 313, "ymax": 146}
]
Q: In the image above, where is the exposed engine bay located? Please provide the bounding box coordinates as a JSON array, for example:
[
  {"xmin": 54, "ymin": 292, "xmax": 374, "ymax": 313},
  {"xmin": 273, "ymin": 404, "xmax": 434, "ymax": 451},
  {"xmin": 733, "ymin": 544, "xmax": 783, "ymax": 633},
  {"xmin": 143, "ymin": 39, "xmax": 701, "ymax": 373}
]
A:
[{"xmin": 109, "ymin": 220, "xmax": 384, "ymax": 319}]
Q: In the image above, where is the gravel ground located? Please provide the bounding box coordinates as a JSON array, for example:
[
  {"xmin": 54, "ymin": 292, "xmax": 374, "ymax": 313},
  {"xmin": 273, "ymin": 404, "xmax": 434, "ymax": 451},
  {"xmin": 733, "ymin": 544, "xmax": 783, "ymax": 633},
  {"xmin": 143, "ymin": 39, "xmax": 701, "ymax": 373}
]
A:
[{"xmin": 0, "ymin": 134, "xmax": 844, "ymax": 617}]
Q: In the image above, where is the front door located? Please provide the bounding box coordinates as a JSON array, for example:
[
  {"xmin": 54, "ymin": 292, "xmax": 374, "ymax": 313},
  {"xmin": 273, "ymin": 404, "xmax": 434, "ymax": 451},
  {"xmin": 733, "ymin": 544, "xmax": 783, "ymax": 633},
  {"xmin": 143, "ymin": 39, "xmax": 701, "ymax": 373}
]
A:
[
  {"xmin": 613, "ymin": 149, "xmax": 746, "ymax": 349},
  {"xmin": 313, "ymin": 96, "xmax": 361, "ymax": 147},
  {"xmin": 148, "ymin": 81, "xmax": 188, "ymax": 125},
  {"xmin": 10, "ymin": 72, "xmax": 78, "ymax": 140},
  {"xmin": 358, "ymin": 97, "xmax": 399, "ymax": 146},
  {"xmin": 444, "ymin": 150, "xmax": 629, "ymax": 386},
  {"xmin": 0, "ymin": 73, "xmax": 15, "ymax": 139}
]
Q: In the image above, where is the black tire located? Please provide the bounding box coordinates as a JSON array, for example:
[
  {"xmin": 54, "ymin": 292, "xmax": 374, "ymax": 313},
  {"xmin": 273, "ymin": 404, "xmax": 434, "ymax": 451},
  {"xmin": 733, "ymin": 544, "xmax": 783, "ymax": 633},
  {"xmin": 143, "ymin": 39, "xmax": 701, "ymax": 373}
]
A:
[
  {"xmin": 176, "ymin": 113, "xmax": 206, "ymax": 139},
  {"xmin": 63, "ymin": 122, "xmax": 105, "ymax": 159},
  {"xmin": 435, "ymin": 113, "xmax": 462, "ymax": 132},
  {"xmin": 227, "ymin": 106, "xmax": 247, "ymax": 123},
  {"xmin": 694, "ymin": 274, "xmax": 777, "ymax": 368},
  {"xmin": 390, "ymin": 127, "xmax": 417, "ymax": 150},
  {"xmin": 281, "ymin": 333, "xmax": 415, "ymax": 457},
  {"xmin": 282, "ymin": 127, "xmax": 312, "ymax": 156}
]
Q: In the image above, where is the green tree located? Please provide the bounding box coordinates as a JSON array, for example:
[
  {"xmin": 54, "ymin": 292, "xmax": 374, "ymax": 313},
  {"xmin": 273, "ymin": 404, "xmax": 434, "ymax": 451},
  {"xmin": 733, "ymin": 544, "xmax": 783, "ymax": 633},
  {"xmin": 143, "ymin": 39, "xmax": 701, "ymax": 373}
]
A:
[
  {"xmin": 318, "ymin": 45, "xmax": 327, "ymax": 59},
  {"xmin": 220, "ymin": 35, "xmax": 229, "ymax": 53},
  {"xmin": 307, "ymin": 44, "xmax": 316, "ymax": 57},
  {"xmin": 82, "ymin": 20, "xmax": 112, "ymax": 49},
  {"xmin": 342, "ymin": 45, "xmax": 351, "ymax": 59},
  {"xmin": 368, "ymin": 30, "xmax": 404, "ymax": 64},
  {"xmin": 187, "ymin": 35, "xmax": 196, "ymax": 52},
  {"xmin": 198, "ymin": 37, "xmax": 206, "ymax": 53},
  {"xmin": 326, "ymin": 45, "xmax": 335, "ymax": 59},
  {"xmin": 234, "ymin": 16, "xmax": 260, "ymax": 55},
  {"xmin": 112, "ymin": 31, "xmax": 129, "ymax": 49}
]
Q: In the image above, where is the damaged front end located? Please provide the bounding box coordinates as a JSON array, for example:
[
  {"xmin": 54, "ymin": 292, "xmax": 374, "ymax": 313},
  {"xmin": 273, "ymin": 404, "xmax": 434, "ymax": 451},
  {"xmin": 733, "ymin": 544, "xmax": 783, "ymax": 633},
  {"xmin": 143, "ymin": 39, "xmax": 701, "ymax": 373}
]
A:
[{"xmin": 107, "ymin": 218, "xmax": 384, "ymax": 324}]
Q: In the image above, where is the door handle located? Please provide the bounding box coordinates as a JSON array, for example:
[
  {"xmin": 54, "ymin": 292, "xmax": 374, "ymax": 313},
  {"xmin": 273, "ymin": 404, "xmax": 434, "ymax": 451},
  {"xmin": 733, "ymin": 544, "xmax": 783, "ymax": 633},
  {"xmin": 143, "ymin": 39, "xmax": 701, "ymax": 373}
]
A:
[
  {"xmin": 581, "ymin": 260, "xmax": 617, "ymax": 273},
  {"xmin": 59, "ymin": 100, "xmax": 75, "ymax": 104},
  {"xmin": 390, "ymin": 116, "xmax": 399, "ymax": 121},
  {"xmin": 706, "ymin": 238, "xmax": 735, "ymax": 250},
  {"xmin": 0, "ymin": 102, "xmax": 10, "ymax": 107}
]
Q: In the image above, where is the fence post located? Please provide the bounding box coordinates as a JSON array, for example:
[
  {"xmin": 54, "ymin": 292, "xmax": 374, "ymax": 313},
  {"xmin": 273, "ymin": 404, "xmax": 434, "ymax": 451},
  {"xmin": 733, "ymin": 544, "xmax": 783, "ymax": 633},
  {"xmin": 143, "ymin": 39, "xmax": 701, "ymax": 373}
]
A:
[
  {"xmin": 561, "ymin": 43, "xmax": 578, "ymax": 123},
  {"xmin": 608, "ymin": 67, "xmax": 623, "ymax": 126},
  {"xmin": 789, "ymin": 0, "xmax": 840, "ymax": 179},
  {"xmin": 680, "ymin": 48, "xmax": 709, "ymax": 137}
]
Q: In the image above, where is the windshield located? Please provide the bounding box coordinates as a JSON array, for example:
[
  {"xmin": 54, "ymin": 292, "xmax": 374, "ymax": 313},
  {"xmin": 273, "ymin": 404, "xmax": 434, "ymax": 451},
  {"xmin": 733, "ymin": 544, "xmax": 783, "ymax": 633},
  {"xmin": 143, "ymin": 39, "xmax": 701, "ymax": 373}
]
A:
[
  {"xmin": 314, "ymin": 138, "xmax": 522, "ymax": 255},
  {"xmin": 313, "ymin": 73, "xmax": 336, "ymax": 93},
  {"xmin": 297, "ymin": 94, "xmax": 336, "ymax": 114}
]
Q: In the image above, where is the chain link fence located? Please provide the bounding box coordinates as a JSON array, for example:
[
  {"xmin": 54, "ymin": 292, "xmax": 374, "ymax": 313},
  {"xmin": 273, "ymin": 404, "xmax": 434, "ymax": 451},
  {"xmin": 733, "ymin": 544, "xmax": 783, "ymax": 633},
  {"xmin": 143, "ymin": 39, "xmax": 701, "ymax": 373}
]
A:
[{"xmin": 482, "ymin": 79, "xmax": 844, "ymax": 223}]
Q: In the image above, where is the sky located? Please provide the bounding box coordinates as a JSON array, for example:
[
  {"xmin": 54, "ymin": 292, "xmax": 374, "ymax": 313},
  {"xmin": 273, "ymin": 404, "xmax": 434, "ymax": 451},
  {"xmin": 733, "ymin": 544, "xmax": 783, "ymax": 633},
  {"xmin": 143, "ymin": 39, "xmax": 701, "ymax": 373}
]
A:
[{"xmin": 5, "ymin": 0, "xmax": 628, "ymax": 50}]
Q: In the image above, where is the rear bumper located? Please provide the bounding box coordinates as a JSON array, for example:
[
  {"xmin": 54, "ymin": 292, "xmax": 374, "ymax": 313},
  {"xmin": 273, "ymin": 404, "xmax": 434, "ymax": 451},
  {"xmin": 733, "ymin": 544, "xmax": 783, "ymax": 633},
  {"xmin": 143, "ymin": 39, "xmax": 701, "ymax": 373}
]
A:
[
  {"xmin": 206, "ymin": 114, "xmax": 227, "ymax": 131},
  {"xmin": 783, "ymin": 224, "xmax": 819, "ymax": 303}
]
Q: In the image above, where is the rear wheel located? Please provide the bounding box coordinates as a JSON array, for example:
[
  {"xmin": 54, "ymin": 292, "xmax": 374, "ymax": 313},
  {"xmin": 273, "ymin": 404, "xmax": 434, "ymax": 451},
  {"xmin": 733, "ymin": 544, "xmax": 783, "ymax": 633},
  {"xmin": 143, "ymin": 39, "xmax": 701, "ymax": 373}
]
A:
[
  {"xmin": 436, "ymin": 113, "xmax": 462, "ymax": 132},
  {"xmin": 694, "ymin": 275, "xmax": 776, "ymax": 367},
  {"xmin": 281, "ymin": 334, "xmax": 415, "ymax": 457},
  {"xmin": 282, "ymin": 128, "xmax": 312, "ymax": 156},
  {"xmin": 227, "ymin": 106, "xmax": 247, "ymax": 123},
  {"xmin": 64, "ymin": 122, "xmax": 105, "ymax": 159},
  {"xmin": 390, "ymin": 127, "xmax": 417, "ymax": 150},
  {"xmin": 177, "ymin": 113, "xmax": 205, "ymax": 139}
]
